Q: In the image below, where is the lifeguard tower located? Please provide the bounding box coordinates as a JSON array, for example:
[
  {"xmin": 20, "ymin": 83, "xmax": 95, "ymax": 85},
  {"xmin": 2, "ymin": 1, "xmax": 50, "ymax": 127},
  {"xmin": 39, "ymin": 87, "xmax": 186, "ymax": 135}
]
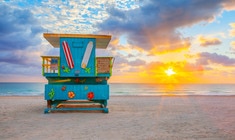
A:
[{"xmin": 41, "ymin": 33, "xmax": 114, "ymax": 113}]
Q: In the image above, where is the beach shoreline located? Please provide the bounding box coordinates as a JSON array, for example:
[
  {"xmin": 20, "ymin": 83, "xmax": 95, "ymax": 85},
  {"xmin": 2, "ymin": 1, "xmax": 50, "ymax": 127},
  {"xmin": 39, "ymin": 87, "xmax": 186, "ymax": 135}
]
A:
[{"xmin": 0, "ymin": 96, "xmax": 234, "ymax": 140}]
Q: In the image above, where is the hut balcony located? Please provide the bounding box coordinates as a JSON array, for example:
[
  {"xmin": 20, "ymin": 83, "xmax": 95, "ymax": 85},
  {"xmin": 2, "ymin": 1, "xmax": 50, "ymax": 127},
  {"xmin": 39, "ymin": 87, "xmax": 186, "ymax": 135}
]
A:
[{"xmin": 41, "ymin": 56, "xmax": 60, "ymax": 77}]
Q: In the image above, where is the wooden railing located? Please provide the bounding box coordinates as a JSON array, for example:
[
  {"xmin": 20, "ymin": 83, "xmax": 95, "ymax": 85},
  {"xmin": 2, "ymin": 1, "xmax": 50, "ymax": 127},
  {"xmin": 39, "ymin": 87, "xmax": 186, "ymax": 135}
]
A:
[
  {"xmin": 41, "ymin": 56, "xmax": 114, "ymax": 77},
  {"xmin": 41, "ymin": 56, "xmax": 60, "ymax": 76},
  {"xmin": 96, "ymin": 57, "xmax": 114, "ymax": 76}
]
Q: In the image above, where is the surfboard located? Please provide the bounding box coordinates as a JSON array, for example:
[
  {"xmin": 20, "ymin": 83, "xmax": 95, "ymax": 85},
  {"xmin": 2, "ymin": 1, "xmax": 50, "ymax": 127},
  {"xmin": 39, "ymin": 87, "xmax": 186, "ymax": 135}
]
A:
[
  {"xmin": 81, "ymin": 41, "xmax": 93, "ymax": 68},
  {"xmin": 62, "ymin": 41, "xmax": 74, "ymax": 69}
]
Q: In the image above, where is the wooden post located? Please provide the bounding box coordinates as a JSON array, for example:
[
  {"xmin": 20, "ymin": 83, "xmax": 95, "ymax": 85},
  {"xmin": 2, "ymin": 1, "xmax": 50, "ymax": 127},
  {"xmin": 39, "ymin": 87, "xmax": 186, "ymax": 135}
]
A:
[{"xmin": 47, "ymin": 100, "xmax": 52, "ymax": 108}]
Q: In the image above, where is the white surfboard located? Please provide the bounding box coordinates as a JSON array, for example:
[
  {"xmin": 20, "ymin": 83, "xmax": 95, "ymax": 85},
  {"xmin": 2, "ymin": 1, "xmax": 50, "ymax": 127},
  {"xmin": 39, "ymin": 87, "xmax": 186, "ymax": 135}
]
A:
[{"xmin": 81, "ymin": 41, "xmax": 93, "ymax": 68}]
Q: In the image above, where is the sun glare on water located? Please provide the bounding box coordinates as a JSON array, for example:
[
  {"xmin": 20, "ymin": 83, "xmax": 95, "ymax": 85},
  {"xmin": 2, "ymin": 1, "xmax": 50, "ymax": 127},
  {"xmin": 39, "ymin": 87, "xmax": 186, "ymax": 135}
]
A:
[{"xmin": 165, "ymin": 68, "xmax": 176, "ymax": 76}]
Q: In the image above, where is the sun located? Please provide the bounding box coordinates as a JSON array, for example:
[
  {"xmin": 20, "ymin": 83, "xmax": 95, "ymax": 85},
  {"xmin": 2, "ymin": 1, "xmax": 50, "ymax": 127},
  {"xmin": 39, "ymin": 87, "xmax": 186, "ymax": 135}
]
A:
[{"xmin": 165, "ymin": 68, "xmax": 176, "ymax": 76}]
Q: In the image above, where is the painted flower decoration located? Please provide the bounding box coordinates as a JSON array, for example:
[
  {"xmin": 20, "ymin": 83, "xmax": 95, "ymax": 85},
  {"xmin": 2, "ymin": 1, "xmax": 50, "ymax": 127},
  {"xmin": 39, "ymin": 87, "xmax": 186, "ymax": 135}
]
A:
[
  {"xmin": 87, "ymin": 92, "xmax": 94, "ymax": 100},
  {"xmin": 61, "ymin": 86, "xmax": 66, "ymax": 91},
  {"xmin": 63, "ymin": 66, "xmax": 70, "ymax": 73},
  {"xmin": 85, "ymin": 67, "xmax": 91, "ymax": 73},
  {"xmin": 48, "ymin": 89, "xmax": 55, "ymax": 99},
  {"xmin": 68, "ymin": 91, "xmax": 75, "ymax": 98}
]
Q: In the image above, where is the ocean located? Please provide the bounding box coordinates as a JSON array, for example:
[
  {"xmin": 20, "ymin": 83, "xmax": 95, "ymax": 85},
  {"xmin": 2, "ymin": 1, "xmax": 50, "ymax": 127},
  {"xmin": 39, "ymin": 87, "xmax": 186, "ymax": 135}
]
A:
[{"xmin": 0, "ymin": 83, "xmax": 234, "ymax": 96}]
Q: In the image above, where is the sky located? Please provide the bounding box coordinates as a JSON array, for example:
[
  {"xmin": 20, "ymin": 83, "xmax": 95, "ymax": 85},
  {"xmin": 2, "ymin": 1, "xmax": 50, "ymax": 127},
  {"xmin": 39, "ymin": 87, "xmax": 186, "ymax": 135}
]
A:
[{"xmin": 0, "ymin": 0, "xmax": 235, "ymax": 84}]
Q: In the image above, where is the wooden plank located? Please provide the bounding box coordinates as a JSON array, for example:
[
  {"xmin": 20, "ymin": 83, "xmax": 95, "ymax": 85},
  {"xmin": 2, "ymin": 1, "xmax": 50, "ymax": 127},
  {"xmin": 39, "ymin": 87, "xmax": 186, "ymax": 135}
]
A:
[{"xmin": 43, "ymin": 33, "xmax": 111, "ymax": 49}]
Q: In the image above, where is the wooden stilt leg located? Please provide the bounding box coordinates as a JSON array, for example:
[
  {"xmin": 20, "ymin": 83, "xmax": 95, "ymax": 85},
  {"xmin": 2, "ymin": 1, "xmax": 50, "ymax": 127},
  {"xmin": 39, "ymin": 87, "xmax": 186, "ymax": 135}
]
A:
[{"xmin": 47, "ymin": 100, "xmax": 52, "ymax": 108}]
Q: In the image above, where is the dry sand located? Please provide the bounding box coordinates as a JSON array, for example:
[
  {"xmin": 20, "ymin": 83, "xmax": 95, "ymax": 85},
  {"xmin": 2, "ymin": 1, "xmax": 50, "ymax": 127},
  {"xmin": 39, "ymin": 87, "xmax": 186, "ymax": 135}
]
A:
[{"xmin": 0, "ymin": 96, "xmax": 234, "ymax": 140}]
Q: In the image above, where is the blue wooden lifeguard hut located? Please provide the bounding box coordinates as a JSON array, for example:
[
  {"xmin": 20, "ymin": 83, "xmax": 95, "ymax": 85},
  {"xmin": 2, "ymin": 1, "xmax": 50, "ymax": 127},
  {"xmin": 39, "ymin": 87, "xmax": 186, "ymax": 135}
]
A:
[{"xmin": 41, "ymin": 33, "xmax": 114, "ymax": 113}]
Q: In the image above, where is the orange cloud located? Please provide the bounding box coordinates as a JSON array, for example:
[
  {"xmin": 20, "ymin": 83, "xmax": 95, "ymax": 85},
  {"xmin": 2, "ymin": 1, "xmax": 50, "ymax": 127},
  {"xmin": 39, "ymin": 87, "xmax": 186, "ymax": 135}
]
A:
[
  {"xmin": 148, "ymin": 38, "xmax": 191, "ymax": 54},
  {"xmin": 110, "ymin": 38, "xmax": 119, "ymax": 46},
  {"xmin": 229, "ymin": 23, "xmax": 235, "ymax": 37},
  {"xmin": 230, "ymin": 23, "xmax": 235, "ymax": 28},
  {"xmin": 197, "ymin": 35, "xmax": 222, "ymax": 47},
  {"xmin": 222, "ymin": 0, "xmax": 235, "ymax": 11},
  {"xmin": 231, "ymin": 41, "xmax": 235, "ymax": 49}
]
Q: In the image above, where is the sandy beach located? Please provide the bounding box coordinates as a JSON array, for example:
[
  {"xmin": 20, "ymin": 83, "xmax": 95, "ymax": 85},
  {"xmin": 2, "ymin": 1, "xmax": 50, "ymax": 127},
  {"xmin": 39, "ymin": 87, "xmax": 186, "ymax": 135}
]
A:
[{"xmin": 0, "ymin": 96, "xmax": 234, "ymax": 140}]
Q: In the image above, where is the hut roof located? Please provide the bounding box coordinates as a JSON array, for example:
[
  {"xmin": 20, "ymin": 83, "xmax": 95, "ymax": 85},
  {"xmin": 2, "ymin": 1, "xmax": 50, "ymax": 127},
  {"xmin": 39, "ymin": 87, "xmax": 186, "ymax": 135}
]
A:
[{"xmin": 43, "ymin": 33, "xmax": 111, "ymax": 49}]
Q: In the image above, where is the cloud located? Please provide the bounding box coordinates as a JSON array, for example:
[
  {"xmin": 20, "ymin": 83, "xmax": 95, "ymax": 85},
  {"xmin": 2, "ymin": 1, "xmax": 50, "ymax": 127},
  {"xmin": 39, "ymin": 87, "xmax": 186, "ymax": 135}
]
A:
[
  {"xmin": 230, "ymin": 41, "xmax": 235, "ymax": 49},
  {"xmin": 146, "ymin": 61, "xmax": 203, "ymax": 73},
  {"xmin": 28, "ymin": 0, "xmax": 118, "ymax": 34},
  {"xmin": 229, "ymin": 23, "xmax": 235, "ymax": 28},
  {"xmin": 197, "ymin": 52, "xmax": 235, "ymax": 66},
  {"xmin": 128, "ymin": 59, "xmax": 146, "ymax": 66},
  {"xmin": 229, "ymin": 23, "xmax": 235, "ymax": 37},
  {"xmin": 197, "ymin": 35, "xmax": 222, "ymax": 47},
  {"xmin": 0, "ymin": 4, "xmax": 45, "ymax": 80},
  {"xmin": 0, "ymin": 4, "xmax": 44, "ymax": 51},
  {"xmin": 97, "ymin": 0, "xmax": 229, "ymax": 53},
  {"xmin": 221, "ymin": 0, "xmax": 235, "ymax": 10}
]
